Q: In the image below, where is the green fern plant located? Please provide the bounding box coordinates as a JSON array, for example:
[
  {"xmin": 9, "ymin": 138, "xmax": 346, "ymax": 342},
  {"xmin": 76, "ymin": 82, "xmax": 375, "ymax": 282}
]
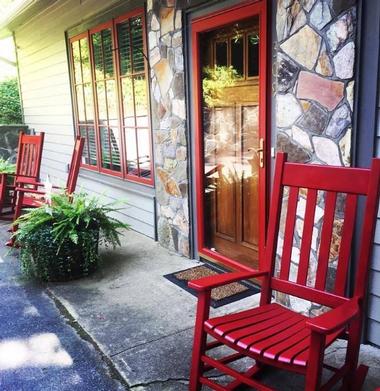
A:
[
  {"xmin": 0, "ymin": 158, "xmax": 16, "ymax": 174},
  {"xmin": 14, "ymin": 192, "xmax": 130, "ymax": 281}
]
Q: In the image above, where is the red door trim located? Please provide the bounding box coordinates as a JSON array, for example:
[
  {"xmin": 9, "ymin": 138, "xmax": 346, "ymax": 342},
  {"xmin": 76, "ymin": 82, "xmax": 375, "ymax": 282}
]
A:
[{"xmin": 192, "ymin": 0, "xmax": 268, "ymax": 272}]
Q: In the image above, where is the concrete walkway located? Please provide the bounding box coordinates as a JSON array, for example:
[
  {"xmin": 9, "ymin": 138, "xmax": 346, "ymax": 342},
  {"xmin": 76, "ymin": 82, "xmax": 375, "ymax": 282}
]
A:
[
  {"xmin": 0, "ymin": 222, "xmax": 125, "ymax": 391},
  {"xmin": 45, "ymin": 229, "xmax": 380, "ymax": 390},
  {"xmin": 1, "ymin": 223, "xmax": 380, "ymax": 390}
]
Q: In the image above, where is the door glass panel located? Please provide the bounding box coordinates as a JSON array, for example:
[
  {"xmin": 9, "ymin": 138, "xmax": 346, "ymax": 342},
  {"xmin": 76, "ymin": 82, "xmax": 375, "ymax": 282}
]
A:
[
  {"xmin": 248, "ymin": 33, "xmax": 260, "ymax": 77},
  {"xmin": 200, "ymin": 15, "xmax": 260, "ymax": 268}
]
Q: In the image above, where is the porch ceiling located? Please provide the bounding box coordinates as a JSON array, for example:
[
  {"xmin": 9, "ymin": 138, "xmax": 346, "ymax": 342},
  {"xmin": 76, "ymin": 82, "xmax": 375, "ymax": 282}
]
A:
[{"xmin": 0, "ymin": 0, "xmax": 58, "ymax": 38}]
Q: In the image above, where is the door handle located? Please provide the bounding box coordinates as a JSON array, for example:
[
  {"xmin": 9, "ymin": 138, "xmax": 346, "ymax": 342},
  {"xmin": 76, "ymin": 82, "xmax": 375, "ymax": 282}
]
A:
[{"xmin": 248, "ymin": 138, "xmax": 265, "ymax": 168}]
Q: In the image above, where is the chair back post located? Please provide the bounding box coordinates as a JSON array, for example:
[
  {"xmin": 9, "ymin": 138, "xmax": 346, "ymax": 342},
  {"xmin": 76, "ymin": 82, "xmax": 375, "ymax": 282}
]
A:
[
  {"xmin": 354, "ymin": 158, "xmax": 380, "ymax": 299},
  {"xmin": 66, "ymin": 136, "xmax": 84, "ymax": 194},
  {"xmin": 260, "ymin": 152, "xmax": 287, "ymax": 306}
]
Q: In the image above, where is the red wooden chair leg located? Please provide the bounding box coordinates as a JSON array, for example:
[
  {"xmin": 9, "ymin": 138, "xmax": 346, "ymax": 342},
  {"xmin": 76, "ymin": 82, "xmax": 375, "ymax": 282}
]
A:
[
  {"xmin": 7, "ymin": 190, "xmax": 24, "ymax": 246},
  {"xmin": 305, "ymin": 332, "xmax": 326, "ymax": 391},
  {"xmin": 189, "ymin": 291, "xmax": 211, "ymax": 391},
  {"xmin": 343, "ymin": 319, "xmax": 364, "ymax": 391}
]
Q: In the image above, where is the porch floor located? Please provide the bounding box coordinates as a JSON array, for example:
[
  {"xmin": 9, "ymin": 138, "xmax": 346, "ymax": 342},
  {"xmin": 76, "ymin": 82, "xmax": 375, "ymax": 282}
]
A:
[{"xmin": 4, "ymin": 226, "xmax": 380, "ymax": 390}]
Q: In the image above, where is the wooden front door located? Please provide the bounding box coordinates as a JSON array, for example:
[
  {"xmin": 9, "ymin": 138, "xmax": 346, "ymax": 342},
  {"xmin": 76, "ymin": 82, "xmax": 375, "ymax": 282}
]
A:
[{"xmin": 192, "ymin": 1, "xmax": 268, "ymax": 271}]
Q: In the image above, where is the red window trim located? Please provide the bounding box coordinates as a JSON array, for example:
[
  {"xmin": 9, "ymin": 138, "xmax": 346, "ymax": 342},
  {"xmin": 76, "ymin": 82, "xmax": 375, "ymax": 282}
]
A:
[{"xmin": 68, "ymin": 8, "xmax": 154, "ymax": 187}]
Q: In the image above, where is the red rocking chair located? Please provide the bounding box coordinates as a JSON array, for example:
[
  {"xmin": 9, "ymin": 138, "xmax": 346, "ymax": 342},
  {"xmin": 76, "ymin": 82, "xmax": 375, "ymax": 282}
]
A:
[
  {"xmin": 12, "ymin": 136, "xmax": 85, "ymax": 220},
  {"xmin": 189, "ymin": 152, "xmax": 380, "ymax": 391},
  {"xmin": 0, "ymin": 132, "xmax": 45, "ymax": 219}
]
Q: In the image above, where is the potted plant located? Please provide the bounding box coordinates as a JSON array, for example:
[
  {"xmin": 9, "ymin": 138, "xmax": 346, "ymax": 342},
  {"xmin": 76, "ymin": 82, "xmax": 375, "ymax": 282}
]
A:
[{"xmin": 13, "ymin": 192, "xmax": 129, "ymax": 281}]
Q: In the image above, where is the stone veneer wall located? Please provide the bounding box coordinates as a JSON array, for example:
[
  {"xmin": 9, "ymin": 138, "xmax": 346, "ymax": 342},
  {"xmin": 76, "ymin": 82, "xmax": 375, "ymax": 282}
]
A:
[
  {"xmin": 274, "ymin": 0, "xmax": 357, "ymax": 315},
  {"xmin": 147, "ymin": 1, "xmax": 190, "ymax": 256}
]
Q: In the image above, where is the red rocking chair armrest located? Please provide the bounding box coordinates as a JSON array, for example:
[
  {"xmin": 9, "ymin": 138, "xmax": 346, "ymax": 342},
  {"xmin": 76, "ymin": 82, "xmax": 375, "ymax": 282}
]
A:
[
  {"xmin": 188, "ymin": 270, "xmax": 268, "ymax": 292},
  {"xmin": 15, "ymin": 187, "xmax": 46, "ymax": 195},
  {"xmin": 305, "ymin": 296, "xmax": 361, "ymax": 335}
]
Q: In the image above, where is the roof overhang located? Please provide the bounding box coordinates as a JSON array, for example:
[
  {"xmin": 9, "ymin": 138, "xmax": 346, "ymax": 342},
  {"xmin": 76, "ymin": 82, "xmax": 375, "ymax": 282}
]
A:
[{"xmin": 0, "ymin": 0, "xmax": 58, "ymax": 38}]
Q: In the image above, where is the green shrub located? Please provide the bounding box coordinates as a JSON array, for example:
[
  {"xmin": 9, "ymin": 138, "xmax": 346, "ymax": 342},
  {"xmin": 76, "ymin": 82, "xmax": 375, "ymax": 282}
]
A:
[
  {"xmin": 14, "ymin": 192, "xmax": 130, "ymax": 281},
  {"xmin": 0, "ymin": 78, "xmax": 22, "ymax": 124}
]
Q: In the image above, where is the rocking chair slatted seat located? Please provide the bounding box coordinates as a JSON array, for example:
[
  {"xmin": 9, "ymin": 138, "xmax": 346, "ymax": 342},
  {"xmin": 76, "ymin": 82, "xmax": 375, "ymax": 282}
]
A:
[
  {"xmin": 188, "ymin": 152, "xmax": 380, "ymax": 391},
  {"xmin": 0, "ymin": 132, "xmax": 45, "ymax": 218}
]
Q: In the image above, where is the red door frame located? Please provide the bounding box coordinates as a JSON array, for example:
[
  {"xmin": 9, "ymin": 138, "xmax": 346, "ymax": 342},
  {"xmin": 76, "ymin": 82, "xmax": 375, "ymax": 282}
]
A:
[{"xmin": 192, "ymin": 0, "xmax": 268, "ymax": 272}]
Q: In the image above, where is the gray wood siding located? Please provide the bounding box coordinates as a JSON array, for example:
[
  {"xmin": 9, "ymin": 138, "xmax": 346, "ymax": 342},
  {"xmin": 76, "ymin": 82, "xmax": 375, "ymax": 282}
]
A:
[
  {"xmin": 14, "ymin": 0, "xmax": 155, "ymax": 238},
  {"xmin": 370, "ymin": 104, "xmax": 380, "ymax": 346}
]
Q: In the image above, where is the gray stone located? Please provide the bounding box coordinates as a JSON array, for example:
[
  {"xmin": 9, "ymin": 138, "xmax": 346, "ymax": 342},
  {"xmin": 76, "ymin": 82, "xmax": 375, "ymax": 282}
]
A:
[
  {"xmin": 175, "ymin": 46, "xmax": 184, "ymax": 71},
  {"xmin": 325, "ymin": 104, "xmax": 351, "ymax": 138},
  {"xmin": 172, "ymin": 160, "xmax": 187, "ymax": 183},
  {"xmin": 277, "ymin": 0, "xmax": 307, "ymax": 41},
  {"xmin": 150, "ymin": 46, "xmax": 161, "ymax": 67},
  {"xmin": 300, "ymin": 0, "xmax": 316, "ymax": 12},
  {"xmin": 316, "ymin": 42, "xmax": 333, "ymax": 77},
  {"xmin": 289, "ymin": 3, "xmax": 307, "ymax": 36},
  {"xmin": 296, "ymin": 103, "xmax": 329, "ymax": 135},
  {"xmin": 326, "ymin": 11, "xmax": 354, "ymax": 52},
  {"xmin": 339, "ymin": 127, "xmax": 351, "ymax": 167},
  {"xmin": 163, "ymin": 143, "xmax": 176, "ymax": 159},
  {"xmin": 312, "ymin": 136, "xmax": 342, "ymax": 165},
  {"xmin": 290, "ymin": 125, "xmax": 313, "ymax": 151},
  {"xmin": 333, "ymin": 41, "xmax": 355, "ymax": 79},
  {"xmin": 157, "ymin": 216, "xmax": 173, "ymax": 250},
  {"xmin": 172, "ymin": 72, "xmax": 185, "ymax": 99},
  {"xmin": 347, "ymin": 81, "xmax": 354, "ymax": 111},
  {"xmin": 159, "ymin": 44, "xmax": 167, "ymax": 59},
  {"xmin": 280, "ymin": 25, "xmax": 322, "ymax": 70},
  {"xmin": 148, "ymin": 31, "xmax": 157, "ymax": 50},
  {"xmin": 277, "ymin": 132, "xmax": 312, "ymax": 163},
  {"xmin": 310, "ymin": 1, "xmax": 332, "ymax": 29},
  {"xmin": 276, "ymin": 93, "xmax": 303, "ymax": 128},
  {"xmin": 276, "ymin": 52, "xmax": 299, "ymax": 93},
  {"xmin": 330, "ymin": 0, "xmax": 356, "ymax": 16},
  {"xmin": 172, "ymin": 98, "xmax": 186, "ymax": 119},
  {"xmin": 151, "ymin": 13, "xmax": 160, "ymax": 31},
  {"xmin": 172, "ymin": 31, "xmax": 182, "ymax": 48}
]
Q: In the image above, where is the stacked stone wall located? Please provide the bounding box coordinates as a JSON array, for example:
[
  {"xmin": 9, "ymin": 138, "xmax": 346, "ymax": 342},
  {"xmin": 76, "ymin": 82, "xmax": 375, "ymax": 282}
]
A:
[{"xmin": 274, "ymin": 0, "xmax": 357, "ymax": 315}]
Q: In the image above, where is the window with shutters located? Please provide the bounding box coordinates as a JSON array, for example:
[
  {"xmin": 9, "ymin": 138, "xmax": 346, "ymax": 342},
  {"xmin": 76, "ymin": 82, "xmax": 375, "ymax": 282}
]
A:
[{"xmin": 69, "ymin": 10, "xmax": 153, "ymax": 185}]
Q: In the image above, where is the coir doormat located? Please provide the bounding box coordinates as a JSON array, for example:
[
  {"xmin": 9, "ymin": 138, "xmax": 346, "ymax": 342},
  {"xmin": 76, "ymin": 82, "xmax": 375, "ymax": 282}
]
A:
[{"xmin": 164, "ymin": 263, "xmax": 260, "ymax": 308}]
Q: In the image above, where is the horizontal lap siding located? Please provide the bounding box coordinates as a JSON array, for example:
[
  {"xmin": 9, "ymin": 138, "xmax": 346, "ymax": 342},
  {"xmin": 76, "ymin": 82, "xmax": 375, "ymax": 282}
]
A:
[
  {"xmin": 15, "ymin": 0, "xmax": 155, "ymax": 238},
  {"xmin": 370, "ymin": 103, "xmax": 380, "ymax": 346}
]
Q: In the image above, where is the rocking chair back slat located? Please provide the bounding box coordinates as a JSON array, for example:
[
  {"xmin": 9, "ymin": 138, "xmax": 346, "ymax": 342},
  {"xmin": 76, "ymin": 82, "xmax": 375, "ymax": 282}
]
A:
[
  {"xmin": 297, "ymin": 188, "xmax": 318, "ymax": 285},
  {"xmin": 314, "ymin": 191, "xmax": 337, "ymax": 291},
  {"xmin": 280, "ymin": 185, "xmax": 299, "ymax": 280},
  {"xmin": 334, "ymin": 194, "xmax": 358, "ymax": 295}
]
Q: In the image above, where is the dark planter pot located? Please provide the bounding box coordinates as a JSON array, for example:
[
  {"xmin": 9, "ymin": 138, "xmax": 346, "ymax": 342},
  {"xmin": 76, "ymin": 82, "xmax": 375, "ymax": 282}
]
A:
[{"xmin": 20, "ymin": 224, "xmax": 100, "ymax": 282}]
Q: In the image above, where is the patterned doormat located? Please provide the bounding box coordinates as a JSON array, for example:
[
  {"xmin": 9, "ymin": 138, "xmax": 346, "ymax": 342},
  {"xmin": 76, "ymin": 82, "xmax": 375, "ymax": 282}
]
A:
[{"xmin": 164, "ymin": 263, "xmax": 260, "ymax": 308}]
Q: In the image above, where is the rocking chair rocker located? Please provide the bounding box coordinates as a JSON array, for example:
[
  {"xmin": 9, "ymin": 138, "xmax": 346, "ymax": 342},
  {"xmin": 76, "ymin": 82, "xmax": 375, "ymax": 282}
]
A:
[{"xmin": 189, "ymin": 152, "xmax": 380, "ymax": 391}]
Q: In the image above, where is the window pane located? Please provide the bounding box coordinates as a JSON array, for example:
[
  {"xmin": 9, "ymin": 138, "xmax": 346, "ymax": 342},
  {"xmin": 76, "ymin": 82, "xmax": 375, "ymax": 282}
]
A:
[
  {"xmin": 109, "ymin": 127, "xmax": 121, "ymax": 171},
  {"xmin": 136, "ymin": 116, "xmax": 148, "ymax": 127},
  {"xmin": 83, "ymin": 83, "xmax": 94, "ymax": 122},
  {"xmin": 88, "ymin": 126, "xmax": 97, "ymax": 165},
  {"xmin": 125, "ymin": 127, "xmax": 138, "ymax": 175},
  {"xmin": 76, "ymin": 85, "xmax": 85, "ymax": 123},
  {"xmin": 80, "ymin": 38, "xmax": 92, "ymax": 83},
  {"xmin": 102, "ymin": 29, "xmax": 114, "ymax": 77},
  {"xmin": 215, "ymin": 41, "xmax": 227, "ymax": 67},
  {"xmin": 133, "ymin": 75, "xmax": 147, "ymax": 117},
  {"xmin": 231, "ymin": 36, "xmax": 244, "ymax": 77},
  {"xmin": 100, "ymin": 126, "xmax": 111, "ymax": 169},
  {"xmin": 137, "ymin": 128, "xmax": 151, "ymax": 178},
  {"xmin": 131, "ymin": 16, "xmax": 144, "ymax": 73},
  {"xmin": 96, "ymin": 81, "xmax": 107, "ymax": 124},
  {"xmin": 92, "ymin": 32, "xmax": 104, "ymax": 80},
  {"xmin": 248, "ymin": 33, "xmax": 259, "ymax": 77},
  {"xmin": 78, "ymin": 126, "xmax": 89, "ymax": 164},
  {"xmin": 72, "ymin": 40, "xmax": 82, "ymax": 84},
  {"xmin": 106, "ymin": 80, "xmax": 118, "ymax": 123},
  {"xmin": 122, "ymin": 77, "xmax": 135, "ymax": 122},
  {"xmin": 117, "ymin": 21, "xmax": 132, "ymax": 75}
]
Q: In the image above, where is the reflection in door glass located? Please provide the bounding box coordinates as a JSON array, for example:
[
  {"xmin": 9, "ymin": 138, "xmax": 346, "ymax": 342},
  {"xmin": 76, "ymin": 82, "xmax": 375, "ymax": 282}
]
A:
[{"xmin": 200, "ymin": 16, "xmax": 260, "ymax": 268}]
